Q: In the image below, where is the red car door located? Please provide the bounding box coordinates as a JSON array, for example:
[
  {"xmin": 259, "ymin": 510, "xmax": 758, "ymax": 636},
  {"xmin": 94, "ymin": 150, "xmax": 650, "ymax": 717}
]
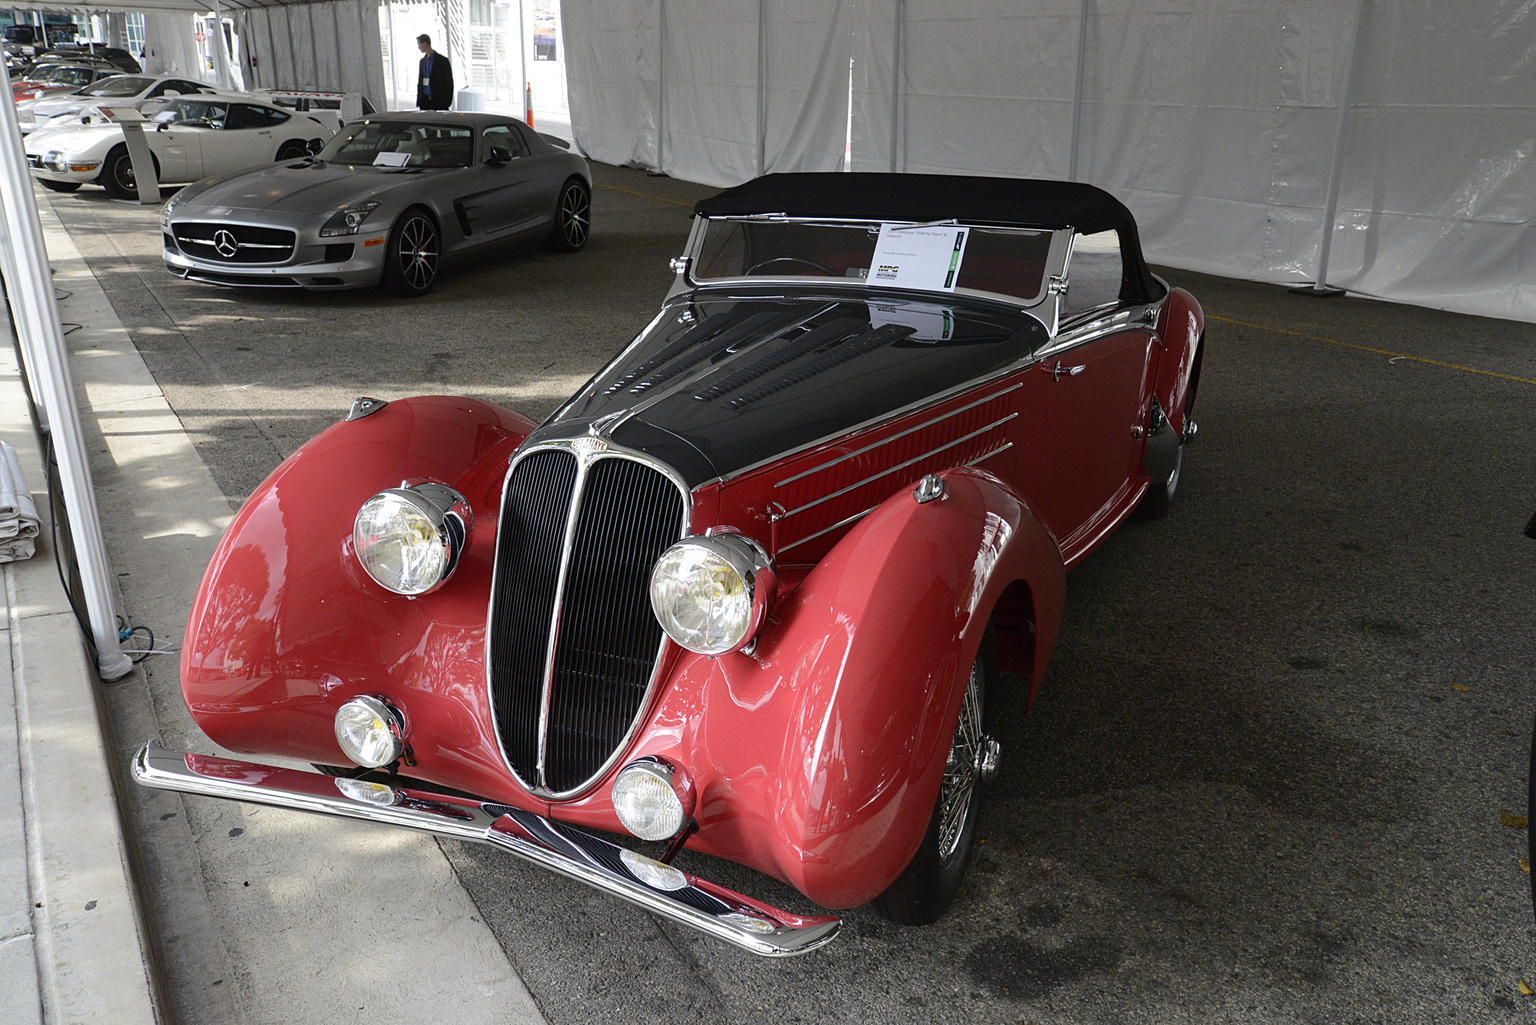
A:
[{"xmin": 1016, "ymin": 319, "xmax": 1156, "ymax": 557}]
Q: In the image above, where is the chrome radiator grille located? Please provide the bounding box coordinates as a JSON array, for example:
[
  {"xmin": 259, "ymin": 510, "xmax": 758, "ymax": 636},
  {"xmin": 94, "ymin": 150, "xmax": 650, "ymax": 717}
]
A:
[{"xmin": 487, "ymin": 447, "xmax": 686, "ymax": 796}]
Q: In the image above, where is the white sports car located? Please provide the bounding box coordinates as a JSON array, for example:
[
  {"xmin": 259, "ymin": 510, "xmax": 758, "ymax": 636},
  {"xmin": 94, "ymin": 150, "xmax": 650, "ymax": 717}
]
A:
[
  {"xmin": 16, "ymin": 74, "xmax": 215, "ymax": 134},
  {"xmin": 25, "ymin": 94, "xmax": 337, "ymax": 199}
]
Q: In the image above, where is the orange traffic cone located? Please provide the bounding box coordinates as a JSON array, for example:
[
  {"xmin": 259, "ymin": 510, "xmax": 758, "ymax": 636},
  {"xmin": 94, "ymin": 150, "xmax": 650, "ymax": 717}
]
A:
[{"xmin": 525, "ymin": 82, "xmax": 534, "ymax": 129}]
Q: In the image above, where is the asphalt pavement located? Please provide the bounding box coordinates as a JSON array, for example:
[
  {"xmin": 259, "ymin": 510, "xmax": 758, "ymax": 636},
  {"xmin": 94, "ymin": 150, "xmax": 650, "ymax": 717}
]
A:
[{"xmin": 27, "ymin": 164, "xmax": 1536, "ymax": 1024}]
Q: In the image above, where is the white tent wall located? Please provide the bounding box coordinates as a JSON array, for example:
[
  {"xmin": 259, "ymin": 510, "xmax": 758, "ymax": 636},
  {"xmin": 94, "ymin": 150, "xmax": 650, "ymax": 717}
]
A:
[
  {"xmin": 236, "ymin": 0, "xmax": 386, "ymax": 102},
  {"xmin": 142, "ymin": 11, "xmax": 208, "ymax": 79},
  {"xmin": 561, "ymin": 0, "xmax": 1536, "ymax": 323},
  {"xmin": 563, "ymin": 0, "xmax": 847, "ymax": 178}
]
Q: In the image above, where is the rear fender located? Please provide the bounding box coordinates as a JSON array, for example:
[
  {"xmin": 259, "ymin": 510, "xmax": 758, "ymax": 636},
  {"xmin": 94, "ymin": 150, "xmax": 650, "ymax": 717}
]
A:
[
  {"xmin": 1153, "ymin": 287, "xmax": 1205, "ymax": 435},
  {"xmin": 180, "ymin": 395, "xmax": 538, "ymax": 788},
  {"xmin": 624, "ymin": 467, "xmax": 1064, "ymax": 908}
]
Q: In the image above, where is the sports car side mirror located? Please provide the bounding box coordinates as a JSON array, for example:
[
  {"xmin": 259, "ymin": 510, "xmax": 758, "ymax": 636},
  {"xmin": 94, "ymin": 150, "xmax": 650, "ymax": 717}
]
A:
[{"xmin": 486, "ymin": 145, "xmax": 513, "ymax": 165}]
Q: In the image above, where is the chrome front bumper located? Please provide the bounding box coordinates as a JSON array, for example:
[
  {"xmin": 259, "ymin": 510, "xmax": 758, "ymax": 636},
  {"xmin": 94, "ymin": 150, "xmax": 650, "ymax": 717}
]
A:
[{"xmin": 131, "ymin": 742, "xmax": 839, "ymax": 957}]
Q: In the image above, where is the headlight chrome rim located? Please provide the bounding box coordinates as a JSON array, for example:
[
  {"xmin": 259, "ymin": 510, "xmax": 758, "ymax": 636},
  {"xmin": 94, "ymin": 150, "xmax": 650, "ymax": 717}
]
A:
[
  {"xmin": 353, "ymin": 480, "xmax": 472, "ymax": 596},
  {"xmin": 648, "ymin": 532, "xmax": 776, "ymax": 656},
  {"xmin": 611, "ymin": 757, "xmax": 695, "ymax": 842},
  {"xmin": 333, "ymin": 694, "xmax": 407, "ymax": 768}
]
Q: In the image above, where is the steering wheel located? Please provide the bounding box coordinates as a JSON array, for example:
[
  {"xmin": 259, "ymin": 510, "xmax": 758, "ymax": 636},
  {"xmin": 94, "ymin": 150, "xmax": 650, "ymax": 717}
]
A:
[{"xmin": 745, "ymin": 256, "xmax": 834, "ymax": 276}]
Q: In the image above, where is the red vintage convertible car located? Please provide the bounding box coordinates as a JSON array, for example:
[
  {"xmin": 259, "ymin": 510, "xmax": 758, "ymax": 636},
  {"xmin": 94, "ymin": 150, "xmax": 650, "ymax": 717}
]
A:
[{"xmin": 134, "ymin": 173, "xmax": 1204, "ymax": 956}]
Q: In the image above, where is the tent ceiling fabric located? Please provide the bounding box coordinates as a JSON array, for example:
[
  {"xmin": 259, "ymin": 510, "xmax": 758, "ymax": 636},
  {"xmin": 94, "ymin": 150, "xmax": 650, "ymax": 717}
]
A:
[{"xmin": 563, "ymin": 0, "xmax": 1536, "ymax": 324}]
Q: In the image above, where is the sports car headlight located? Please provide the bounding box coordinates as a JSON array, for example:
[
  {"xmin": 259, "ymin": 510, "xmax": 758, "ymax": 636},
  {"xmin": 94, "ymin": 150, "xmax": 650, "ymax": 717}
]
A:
[
  {"xmin": 334, "ymin": 695, "xmax": 406, "ymax": 768},
  {"xmin": 648, "ymin": 533, "xmax": 776, "ymax": 656},
  {"xmin": 612, "ymin": 758, "xmax": 693, "ymax": 841},
  {"xmin": 320, "ymin": 200, "xmax": 383, "ymax": 237},
  {"xmin": 352, "ymin": 481, "xmax": 471, "ymax": 596},
  {"xmin": 45, "ymin": 150, "xmax": 68, "ymax": 173}
]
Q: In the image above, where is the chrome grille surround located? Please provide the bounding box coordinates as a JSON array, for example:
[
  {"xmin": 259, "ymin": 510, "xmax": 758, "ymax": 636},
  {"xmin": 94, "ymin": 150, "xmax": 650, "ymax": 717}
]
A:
[{"xmin": 485, "ymin": 438, "xmax": 691, "ymax": 800}]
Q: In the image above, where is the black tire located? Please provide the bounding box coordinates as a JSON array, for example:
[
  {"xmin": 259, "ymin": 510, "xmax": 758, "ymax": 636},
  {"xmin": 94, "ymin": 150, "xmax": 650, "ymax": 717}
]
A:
[
  {"xmin": 40, "ymin": 179, "xmax": 80, "ymax": 193},
  {"xmin": 873, "ymin": 630, "xmax": 995, "ymax": 926},
  {"xmin": 380, "ymin": 207, "xmax": 440, "ymax": 297},
  {"xmin": 99, "ymin": 145, "xmax": 140, "ymax": 199},
  {"xmin": 1135, "ymin": 441, "xmax": 1182, "ymax": 519},
  {"xmin": 541, "ymin": 177, "xmax": 590, "ymax": 252},
  {"xmin": 275, "ymin": 140, "xmax": 309, "ymax": 161}
]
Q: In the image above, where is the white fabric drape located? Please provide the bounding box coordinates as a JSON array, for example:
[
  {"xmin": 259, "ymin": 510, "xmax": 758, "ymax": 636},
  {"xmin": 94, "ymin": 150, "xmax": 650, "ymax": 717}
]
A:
[
  {"xmin": 235, "ymin": 0, "xmax": 386, "ymax": 104},
  {"xmin": 562, "ymin": 0, "xmax": 1536, "ymax": 323}
]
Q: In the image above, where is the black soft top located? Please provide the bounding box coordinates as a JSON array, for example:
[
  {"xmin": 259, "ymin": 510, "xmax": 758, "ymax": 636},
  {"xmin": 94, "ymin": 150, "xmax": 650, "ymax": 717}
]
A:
[{"xmin": 695, "ymin": 172, "xmax": 1163, "ymax": 305}]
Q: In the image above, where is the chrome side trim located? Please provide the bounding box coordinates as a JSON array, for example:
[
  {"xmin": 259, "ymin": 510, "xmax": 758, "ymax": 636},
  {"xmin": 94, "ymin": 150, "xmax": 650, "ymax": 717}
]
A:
[
  {"xmin": 485, "ymin": 439, "xmax": 693, "ymax": 801},
  {"xmin": 774, "ymin": 414, "xmax": 1018, "ymax": 521},
  {"xmin": 701, "ymin": 360, "xmax": 1043, "ymax": 491},
  {"xmin": 774, "ymin": 384, "xmax": 1022, "ymax": 488},
  {"xmin": 777, "ymin": 442, "xmax": 1013, "ymax": 554},
  {"xmin": 132, "ymin": 742, "xmax": 840, "ymax": 958}
]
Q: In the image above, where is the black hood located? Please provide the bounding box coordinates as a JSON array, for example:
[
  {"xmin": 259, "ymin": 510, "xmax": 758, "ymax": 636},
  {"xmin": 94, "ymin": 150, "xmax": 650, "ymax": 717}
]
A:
[{"xmin": 531, "ymin": 291, "xmax": 1049, "ymax": 487}]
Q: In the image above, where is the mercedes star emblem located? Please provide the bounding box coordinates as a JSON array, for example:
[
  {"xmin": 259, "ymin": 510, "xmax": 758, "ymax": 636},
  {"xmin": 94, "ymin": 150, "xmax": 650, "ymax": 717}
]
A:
[{"xmin": 213, "ymin": 230, "xmax": 239, "ymax": 259}]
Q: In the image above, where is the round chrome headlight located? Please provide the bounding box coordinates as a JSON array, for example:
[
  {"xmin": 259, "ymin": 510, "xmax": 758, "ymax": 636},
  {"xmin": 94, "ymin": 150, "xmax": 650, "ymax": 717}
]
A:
[
  {"xmin": 45, "ymin": 150, "xmax": 68, "ymax": 173},
  {"xmin": 612, "ymin": 758, "xmax": 692, "ymax": 841},
  {"xmin": 353, "ymin": 481, "xmax": 471, "ymax": 596},
  {"xmin": 648, "ymin": 533, "xmax": 776, "ymax": 655},
  {"xmin": 334, "ymin": 695, "xmax": 406, "ymax": 768}
]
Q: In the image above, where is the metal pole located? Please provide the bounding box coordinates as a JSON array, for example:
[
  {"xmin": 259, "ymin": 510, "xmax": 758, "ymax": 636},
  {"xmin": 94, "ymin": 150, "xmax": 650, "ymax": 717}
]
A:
[
  {"xmin": 655, "ymin": 0, "xmax": 665, "ymax": 173},
  {"xmin": 517, "ymin": 0, "xmax": 526, "ymax": 122},
  {"xmin": 1297, "ymin": 0, "xmax": 1366, "ymax": 297},
  {"xmin": 1068, "ymin": 0, "xmax": 1089, "ymax": 181},
  {"xmin": 887, "ymin": 0, "xmax": 902, "ymax": 173},
  {"xmin": 0, "ymin": 62, "xmax": 131, "ymax": 679},
  {"xmin": 385, "ymin": 0, "xmax": 397, "ymax": 109},
  {"xmin": 210, "ymin": 0, "xmax": 234, "ymax": 91},
  {"xmin": 756, "ymin": 0, "xmax": 766, "ymax": 175}
]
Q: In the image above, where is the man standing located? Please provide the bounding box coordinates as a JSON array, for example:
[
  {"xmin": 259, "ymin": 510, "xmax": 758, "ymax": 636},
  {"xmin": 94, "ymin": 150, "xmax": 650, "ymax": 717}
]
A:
[{"xmin": 416, "ymin": 34, "xmax": 453, "ymax": 110}]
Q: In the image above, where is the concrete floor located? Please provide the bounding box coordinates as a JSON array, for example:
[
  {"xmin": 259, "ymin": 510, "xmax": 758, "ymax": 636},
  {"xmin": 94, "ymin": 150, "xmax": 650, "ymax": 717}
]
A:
[{"xmin": 43, "ymin": 165, "xmax": 1536, "ymax": 1023}]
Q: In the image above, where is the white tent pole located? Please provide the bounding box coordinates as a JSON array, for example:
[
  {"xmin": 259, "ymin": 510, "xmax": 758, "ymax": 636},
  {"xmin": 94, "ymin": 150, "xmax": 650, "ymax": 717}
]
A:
[
  {"xmin": 0, "ymin": 64, "xmax": 133, "ymax": 680},
  {"xmin": 1304, "ymin": 0, "xmax": 1366, "ymax": 295},
  {"xmin": 1068, "ymin": 0, "xmax": 1089, "ymax": 181},
  {"xmin": 385, "ymin": 0, "xmax": 397, "ymax": 109},
  {"xmin": 210, "ymin": 0, "xmax": 235, "ymax": 91},
  {"xmin": 887, "ymin": 0, "xmax": 902, "ymax": 173},
  {"xmin": 756, "ymin": 0, "xmax": 766, "ymax": 175},
  {"xmin": 656, "ymin": 0, "xmax": 666, "ymax": 173}
]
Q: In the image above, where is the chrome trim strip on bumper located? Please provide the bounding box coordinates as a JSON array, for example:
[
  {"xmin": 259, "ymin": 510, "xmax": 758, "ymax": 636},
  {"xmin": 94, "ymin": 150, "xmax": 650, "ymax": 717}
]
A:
[{"xmin": 131, "ymin": 741, "xmax": 840, "ymax": 957}]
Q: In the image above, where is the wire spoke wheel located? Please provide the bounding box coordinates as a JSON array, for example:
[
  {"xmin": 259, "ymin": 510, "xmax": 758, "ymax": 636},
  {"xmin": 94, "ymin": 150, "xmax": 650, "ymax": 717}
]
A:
[{"xmin": 938, "ymin": 660, "xmax": 984, "ymax": 864}]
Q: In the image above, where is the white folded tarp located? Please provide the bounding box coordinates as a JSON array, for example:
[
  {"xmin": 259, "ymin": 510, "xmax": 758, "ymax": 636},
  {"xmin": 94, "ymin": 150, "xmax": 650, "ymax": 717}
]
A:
[{"xmin": 0, "ymin": 440, "xmax": 40, "ymax": 563}]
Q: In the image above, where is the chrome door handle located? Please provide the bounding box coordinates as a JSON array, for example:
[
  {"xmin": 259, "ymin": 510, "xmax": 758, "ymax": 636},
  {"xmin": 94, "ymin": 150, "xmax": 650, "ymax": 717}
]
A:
[{"xmin": 1047, "ymin": 361, "xmax": 1086, "ymax": 382}]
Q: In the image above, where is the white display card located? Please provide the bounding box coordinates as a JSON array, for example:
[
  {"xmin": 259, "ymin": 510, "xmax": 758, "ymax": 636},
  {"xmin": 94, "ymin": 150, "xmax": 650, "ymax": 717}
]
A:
[
  {"xmin": 373, "ymin": 151, "xmax": 411, "ymax": 167},
  {"xmin": 869, "ymin": 225, "xmax": 970, "ymax": 292}
]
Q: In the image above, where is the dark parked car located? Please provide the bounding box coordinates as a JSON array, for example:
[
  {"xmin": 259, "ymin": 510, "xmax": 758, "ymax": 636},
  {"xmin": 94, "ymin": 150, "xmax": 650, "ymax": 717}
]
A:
[{"xmin": 134, "ymin": 173, "xmax": 1205, "ymax": 957}]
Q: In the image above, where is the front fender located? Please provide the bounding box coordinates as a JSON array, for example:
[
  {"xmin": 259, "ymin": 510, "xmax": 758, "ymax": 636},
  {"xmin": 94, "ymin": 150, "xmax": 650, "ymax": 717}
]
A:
[
  {"xmin": 180, "ymin": 395, "xmax": 538, "ymax": 798},
  {"xmin": 608, "ymin": 467, "xmax": 1065, "ymax": 908}
]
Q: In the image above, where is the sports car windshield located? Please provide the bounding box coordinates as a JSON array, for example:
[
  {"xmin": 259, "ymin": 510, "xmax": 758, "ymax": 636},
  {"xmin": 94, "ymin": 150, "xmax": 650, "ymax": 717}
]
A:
[
  {"xmin": 691, "ymin": 217, "xmax": 1054, "ymax": 305},
  {"xmin": 80, "ymin": 76, "xmax": 151, "ymax": 97},
  {"xmin": 318, "ymin": 122, "xmax": 474, "ymax": 169}
]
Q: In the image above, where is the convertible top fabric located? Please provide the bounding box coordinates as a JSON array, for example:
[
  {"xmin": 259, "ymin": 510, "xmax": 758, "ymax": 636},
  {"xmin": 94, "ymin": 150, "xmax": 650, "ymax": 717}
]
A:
[{"xmin": 694, "ymin": 173, "xmax": 1162, "ymax": 304}]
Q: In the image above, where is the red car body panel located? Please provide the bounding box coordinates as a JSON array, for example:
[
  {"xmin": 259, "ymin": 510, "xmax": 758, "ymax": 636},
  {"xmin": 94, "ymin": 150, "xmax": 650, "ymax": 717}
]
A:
[{"xmin": 171, "ymin": 174, "xmax": 1206, "ymax": 927}]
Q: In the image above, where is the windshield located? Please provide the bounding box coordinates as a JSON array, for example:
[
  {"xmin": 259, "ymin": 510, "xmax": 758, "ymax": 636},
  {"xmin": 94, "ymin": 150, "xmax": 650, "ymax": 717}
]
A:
[
  {"xmin": 32, "ymin": 65, "xmax": 92, "ymax": 85},
  {"xmin": 82, "ymin": 76, "xmax": 149, "ymax": 97},
  {"xmin": 691, "ymin": 217, "xmax": 1055, "ymax": 305},
  {"xmin": 317, "ymin": 121, "xmax": 474, "ymax": 168}
]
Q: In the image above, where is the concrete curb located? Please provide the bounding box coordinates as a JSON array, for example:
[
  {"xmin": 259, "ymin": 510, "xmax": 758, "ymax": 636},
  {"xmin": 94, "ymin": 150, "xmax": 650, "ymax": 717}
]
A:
[{"xmin": 2, "ymin": 335, "xmax": 160, "ymax": 1022}]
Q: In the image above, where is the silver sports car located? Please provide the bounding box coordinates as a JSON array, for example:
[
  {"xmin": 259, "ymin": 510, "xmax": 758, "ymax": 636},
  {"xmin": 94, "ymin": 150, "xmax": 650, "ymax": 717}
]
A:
[{"xmin": 161, "ymin": 111, "xmax": 592, "ymax": 296}]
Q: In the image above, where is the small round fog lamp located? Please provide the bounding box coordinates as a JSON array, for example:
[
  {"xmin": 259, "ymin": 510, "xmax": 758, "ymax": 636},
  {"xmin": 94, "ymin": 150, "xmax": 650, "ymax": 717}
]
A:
[
  {"xmin": 334, "ymin": 695, "xmax": 405, "ymax": 768},
  {"xmin": 612, "ymin": 758, "xmax": 691, "ymax": 841}
]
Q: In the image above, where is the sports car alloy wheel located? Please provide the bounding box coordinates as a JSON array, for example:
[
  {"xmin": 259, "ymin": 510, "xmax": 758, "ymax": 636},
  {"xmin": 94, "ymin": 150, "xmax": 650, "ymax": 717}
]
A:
[
  {"xmin": 543, "ymin": 179, "xmax": 590, "ymax": 252},
  {"xmin": 382, "ymin": 209, "xmax": 439, "ymax": 297},
  {"xmin": 102, "ymin": 145, "xmax": 140, "ymax": 200}
]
